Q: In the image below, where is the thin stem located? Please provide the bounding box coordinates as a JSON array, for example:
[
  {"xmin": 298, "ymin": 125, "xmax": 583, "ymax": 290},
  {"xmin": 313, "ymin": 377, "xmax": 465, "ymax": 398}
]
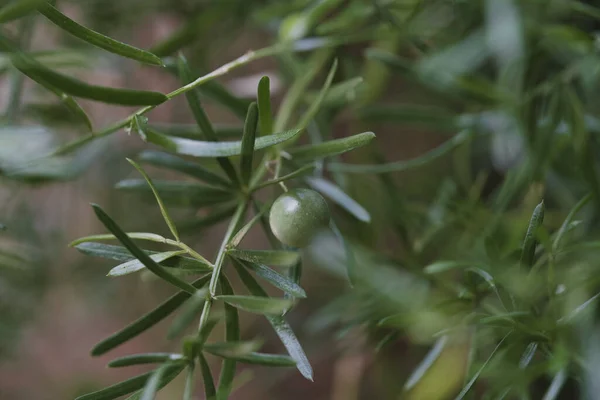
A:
[
  {"xmin": 196, "ymin": 199, "xmax": 248, "ymax": 336},
  {"xmin": 208, "ymin": 200, "xmax": 248, "ymax": 296}
]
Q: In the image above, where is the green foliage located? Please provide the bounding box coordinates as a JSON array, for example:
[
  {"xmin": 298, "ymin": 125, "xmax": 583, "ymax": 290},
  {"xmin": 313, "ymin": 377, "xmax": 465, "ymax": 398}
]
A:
[{"xmin": 4, "ymin": 0, "xmax": 600, "ymax": 399}]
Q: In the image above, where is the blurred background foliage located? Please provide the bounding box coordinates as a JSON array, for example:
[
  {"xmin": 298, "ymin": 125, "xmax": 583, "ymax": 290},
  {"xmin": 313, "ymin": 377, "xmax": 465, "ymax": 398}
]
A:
[{"xmin": 2, "ymin": 0, "xmax": 600, "ymax": 399}]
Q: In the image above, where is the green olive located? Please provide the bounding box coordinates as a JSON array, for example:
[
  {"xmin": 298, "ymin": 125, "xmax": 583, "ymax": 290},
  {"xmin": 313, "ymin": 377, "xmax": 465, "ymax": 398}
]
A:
[{"xmin": 269, "ymin": 188, "xmax": 330, "ymax": 248}]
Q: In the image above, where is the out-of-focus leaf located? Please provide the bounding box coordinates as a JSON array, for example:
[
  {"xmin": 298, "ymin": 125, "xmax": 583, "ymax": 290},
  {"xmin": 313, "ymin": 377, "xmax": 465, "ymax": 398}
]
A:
[
  {"xmin": 257, "ymin": 76, "xmax": 273, "ymax": 135},
  {"xmin": 38, "ymin": 3, "xmax": 163, "ymax": 66},
  {"xmin": 127, "ymin": 158, "xmax": 180, "ymax": 241},
  {"xmin": 227, "ymin": 248, "xmax": 300, "ymax": 266},
  {"xmin": 177, "ymin": 54, "xmax": 240, "ymax": 185},
  {"xmin": 359, "ymin": 104, "xmax": 459, "ymax": 131},
  {"xmin": 108, "ymin": 353, "xmax": 185, "ymax": 368},
  {"xmin": 179, "ymin": 204, "xmax": 237, "ymax": 232},
  {"xmin": 216, "ymin": 295, "xmax": 294, "ymax": 315},
  {"xmin": 167, "ymin": 288, "xmax": 208, "ymax": 339},
  {"xmin": 115, "ymin": 179, "xmax": 233, "ymax": 208},
  {"xmin": 296, "ymin": 59, "xmax": 338, "ymax": 130},
  {"xmin": 138, "ymin": 150, "xmax": 231, "ymax": 188},
  {"xmin": 329, "ymin": 130, "xmax": 471, "ymax": 173},
  {"xmin": 240, "ymin": 102, "xmax": 259, "ymax": 185},
  {"xmin": 306, "ymin": 177, "xmax": 370, "ymax": 222},
  {"xmin": 198, "ymin": 80, "xmax": 250, "ymax": 120},
  {"xmin": 552, "ymin": 193, "xmax": 591, "ymax": 253},
  {"xmin": 237, "ymin": 259, "xmax": 306, "ymax": 298},
  {"xmin": 232, "ymin": 260, "xmax": 313, "ymax": 380},
  {"xmin": 140, "ymin": 363, "xmax": 169, "ymax": 400},
  {"xmin": 145, "ymin": 128, "xmax": 302, "ymax": 158},
  {"xmin": 91, "ymin": 275, "xmax": 210, "ymax": 356},
  {"xmin": 92, "ymin": 205, "xmax": 197, "ymax": 294},
  {"xmin": 0, "ymin": 0, "xmax": 44, "ymax": 23},
  {"xmin": 307, "ymin": 76, "xmax": 363, "ymax": 106},
  {"xmin": 74, "ymin": 363, "xmax": 185, "ymax": 400},
  {"xmin": 287, "ymin": 131, "xmax": 375, "ymax": 161}
]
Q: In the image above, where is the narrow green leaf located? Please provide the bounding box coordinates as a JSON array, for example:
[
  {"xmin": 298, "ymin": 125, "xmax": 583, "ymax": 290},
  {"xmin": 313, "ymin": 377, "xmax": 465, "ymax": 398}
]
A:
[
  {"xmin": 145, "ymin": 128, "xmax": 302, "ymax": 158},
  {"xmin": 542, "ymin": 369, "xmax": 567, "ymax": 400},
  {"xmin": 296, "ymin": 59, "xmax": 338, "ymax": 130},
  {"xmin": 306, "ymin": 177, "xmax": 370, "ymax": 222},
  {"xmin": 227, "ymin": 248, "xmax": 300, "ymax": 266},
  {"xmin": 204, "ymin": 341, "xmax": 262, "ymax": 358},
  {"xmin": 520, "ymin": 200, "xmax": 545, "ymax": 268},
  {"xmin": 108, "ymin": 250, "xmax": 186, "ymax": 277},
  {"xmin": 177, "ymin": 54, "xmax": 240, "ymax": 185},
  {"xmin": 12, "ymin": 53, "xmax": 167, "ymax": 105},
  {"xmin": 70, "ymin": 232, "xmax": 170, "ymax": 247},
  {"xmin": 454, "ymin": 333, "xmax": 511, "ymax": 400},
  {"xmin": 257, "ymin": 76, "xmax": 273, "ymax": 135},
  {"xmin": 403, "ymin": 336, "xmax": 448, "ymax": 392},
  {"xmin": 127, "ymin": 158, "xmax": 180, "ymax": 241},
  {"xmin": 167, "ymin": 288, "xmax": 208, "ymax": 340},
  {"xmin": 138, "ymin": 150, "xmax": 231, "ymax": 188},
  {"xmin": 75, "ymin": 243, "xmax": 211, "ymax": 274},
  {"xmin": 205, "ymin": 350, "xmax": 296, "ymax": 367},
  {"xmin": 199, "ymin": 353, "xmax": 217, "ymax": 400},
  {"xmin": 0, "ymin": 0, "xmax": 44, "ymax": 23},
  {"xmin": 58, "ymin": 93, "xmax": 93, "ymax": 131},
  {"xmin": 288, "ymin": 131, "xmax": 375, "ymax": 161},
  {"xmin": 552, "ymin": 193, "xmax": 591, "ymax": 253},
  {"xmin": 75, "ymin": 363, "xmax": 185, "ymax": 400},
  {"xmin": 240, "ymin": 102, "xmax": 259, "ymax": 185},
  {"xmin": 183, "ymin": 365, "xmax": 195, "ymax": 400},
  {"xmin": 231, "ymin": 259, "xmax": 313, "ymax": 380},
  {"xmin": 108, "ymin": 353, "xmax": 185, "ymax": 368},
  {"xmin": 238, "ymin": 259, "xmax": 306, "ymax": 298},
  {"xmin": 115, "ymin": 179, "xmax": 233, "ymax": 208},
  {"xmin": 180, "ymin": 204, "xmax": 237, "ymax": 232},
  {"xmin": 314, "ymin": 76, "xmax": 363, "ymax": 106},
  {"xmin": 424, "ymin": 261, "xmax": 485, "ymax": 275},
  {"xmin": 328, "ymin": 130, "xmax": 471, "ymax": 173},
  {"xmin": 92, "ymin": 204, "xmax": 197, "ymax": 294},
  {"xmin": 91, "ymin": 275, "xmax": 210, "ymax": 356},
  {"xmin": 229, "ymin": 205, "xmax": 269, "ymax": 248},
  {"xmin": 149, "ymin": 123, "xmax": 243, "ymax": 139},
  {"xmin": 217, "ymin": 275, "xmax": 239, "ymax": 400},
  {"xmin": 38, "ymin": 3, "xmax": 163, "ymax": 66},
  {"xmin": 252, "ymin": 165, "xmax": 315, "ymax": 191},
  {"xmin": 216, "ymin": 295, "xmax": 293, "ymax": 316},
  {"xmin": 358, "ymin": 104, "xmax": 459, "ymax": 131}
]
